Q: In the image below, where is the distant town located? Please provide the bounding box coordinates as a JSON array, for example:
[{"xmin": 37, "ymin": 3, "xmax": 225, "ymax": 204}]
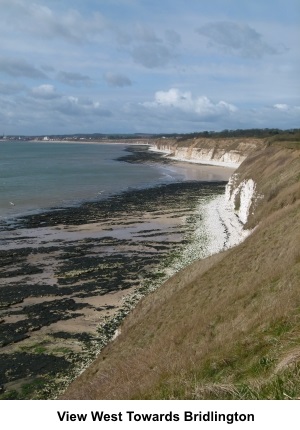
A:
[
  {"xmin": 0, "ymin": 128, "xmax": 299, "ymax": 143},
  {"xmin": 0, "ymin": 133, "xmax": 156, "ymax": 144}
]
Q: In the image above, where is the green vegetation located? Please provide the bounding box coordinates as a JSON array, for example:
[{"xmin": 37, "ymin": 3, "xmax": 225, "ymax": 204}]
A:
[
  {"xmin": 267, "ymin": 131, "xmax": 300, "ymax": 149},
  {"xmin": 175, "ymin": 128, "xmax": 300, "ymax": 142},
  {"xmin": 5, "ymin": 128, "xmax": 300, "ymax": 143},
  {"xmin": 0, "ymin": 379, "xmax": 48, "ymax": 400}
]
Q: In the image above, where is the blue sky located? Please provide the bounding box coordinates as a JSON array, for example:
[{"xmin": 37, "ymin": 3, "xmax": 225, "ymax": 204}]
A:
[{"xmin": 0, "ymin": 0, "xmax": 299, "ymax": 135}]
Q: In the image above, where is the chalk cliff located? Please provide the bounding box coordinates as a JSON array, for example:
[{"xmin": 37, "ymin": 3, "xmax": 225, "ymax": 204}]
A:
[
  {"xmin": 151, "ymin": 137, "xmax": 264, "ymax": 168},
  {"xmin": 225, "ymin": 176, "xmax": 259, "ymax": 224}
]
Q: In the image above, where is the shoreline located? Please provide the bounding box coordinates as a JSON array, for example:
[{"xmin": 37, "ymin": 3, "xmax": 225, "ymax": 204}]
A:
[
  {"xmin": 0, "ymin": 176, "xmax": 228, "ymax": 399},
  {"xmin": 29, "ymin": 140, "xmax": 151, "ymax": 146},
  {"xmin": 54, "ymin": 186, "xmax": 249, "ymax": 399},
  {"xmin": 0, "ymin": 145, "xmax": 247, "ymax": 399},
  {"xmin": 163, "ymin": 192, "xmax": 251, "ymax": 277},
  {"xmin": 149, "ymin": 145, "xmax": 241, "ymax": 169},
  {"xmin": 116, "ymin": 145, "xmax": 234, "ymax": 182},
  {"xmin": 54, "ymin": 185, "xmax": 250, "ymax": 400},
  {"xmin": 0, "ymin": 144, "xmax": 232, "ymax": 223}
]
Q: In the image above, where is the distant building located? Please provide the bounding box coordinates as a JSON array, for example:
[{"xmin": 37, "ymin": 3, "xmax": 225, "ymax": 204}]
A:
[{"xmin": 43, "ymin": 136, "xmax": 49, "ymax": 141}]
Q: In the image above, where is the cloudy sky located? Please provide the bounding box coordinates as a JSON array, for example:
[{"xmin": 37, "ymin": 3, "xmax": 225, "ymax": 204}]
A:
[{"xmin": 0, "ymin": 0, "xmax": 299, "ymax": 135}]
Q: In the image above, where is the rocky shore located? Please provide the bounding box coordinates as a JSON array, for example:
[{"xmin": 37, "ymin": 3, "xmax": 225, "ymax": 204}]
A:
[{"xmin": 0, "ymin": 146, "xmax": 235, "ymax": 399}]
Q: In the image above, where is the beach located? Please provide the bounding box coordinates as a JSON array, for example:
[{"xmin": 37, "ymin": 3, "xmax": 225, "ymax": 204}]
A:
[{"xmin": 0, "ymin": 145, "xmax": 243, "ymax": 399}]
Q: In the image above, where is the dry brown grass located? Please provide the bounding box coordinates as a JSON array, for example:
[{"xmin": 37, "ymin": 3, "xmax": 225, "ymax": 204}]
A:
[
  {"xmin": 61, "ymin": 143, "xmax": 300, "ymax": 400},
  {"xmin": 275, "ymin": 348, "xmax": 300, "ymax": 373},
  {"xmin": 193, "ymin": 382, "xmax": 239, "ymax": 398},
  {"xmin": 233, "ymin": 144, "xmax": 300, "ymax": 228}
]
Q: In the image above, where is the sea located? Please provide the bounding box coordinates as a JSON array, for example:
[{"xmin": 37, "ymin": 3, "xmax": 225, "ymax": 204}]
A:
[
  {"xmin": 0, "ymin": 141, "xmax": 183, "ymax": 221},
  {"xmin": 0, "ymin": 140, "xmax": 231, "ymax": 399}
]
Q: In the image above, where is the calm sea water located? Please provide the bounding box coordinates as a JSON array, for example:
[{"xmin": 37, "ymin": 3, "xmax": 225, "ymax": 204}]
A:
[{"xmin": 0, "ymin": 141, "xmax": 180, "ymax": 220}]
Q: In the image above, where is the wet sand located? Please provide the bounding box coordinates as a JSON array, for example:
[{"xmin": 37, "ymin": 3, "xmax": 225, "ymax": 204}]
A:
[{"xmin": 0, "ymin": 146, "xmax": 232, "ymax": 399}]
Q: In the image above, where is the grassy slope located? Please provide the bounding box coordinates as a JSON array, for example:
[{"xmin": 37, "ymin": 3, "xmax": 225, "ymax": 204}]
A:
[{"xmin": 62, "ymin": 141, "xmax": 300, "ymax": 400}]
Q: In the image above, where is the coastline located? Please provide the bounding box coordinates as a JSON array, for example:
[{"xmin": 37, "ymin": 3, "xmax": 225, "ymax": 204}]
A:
[
  {"xmin": 27, "ymin": 140, "xmax": 151, "ymax": 146},
  {"xmin": 149, "ymin": 145, "xmax": 241, "ymax": 168},
  {"xmin": 0, "ymin": 143, "xmax": 232, "ymax": 221},
  {"xmin": 163, "ymin": 190, "xmax": 251, "ymax": 277},
  {"xmin": 55, "ymin": 181, "xmax": 250, "ymax": 400},
  {"xmin": 0, "ymin": 178, "xmax": 228, "ymax": 399},
  {"xmin": 54, "ymin": 186, "xmax": 250, "ymax": 399},
  {"xmin": 0, "ymin": 145, "xmax": 249, "ymax": 399},
  {"xmin": 146, "ymin": 145, "xmax": 250, "ymax": 261}
]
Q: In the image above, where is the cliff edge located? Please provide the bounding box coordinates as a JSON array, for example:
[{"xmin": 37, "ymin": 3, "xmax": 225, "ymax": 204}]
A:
[{"xmin": 62, "ymin": 134, "xmax": 300, "ymax": 400}]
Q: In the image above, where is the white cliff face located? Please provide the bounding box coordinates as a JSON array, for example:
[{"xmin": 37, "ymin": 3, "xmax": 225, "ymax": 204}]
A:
[
  {"xmin": 149, "ymin": 145, "xmax": 172, "ymax": 154},
  {"xmin": 187, "ymin": 148, "xmax": 246, "ymax": 167},
  {"xmin": 225, "ymin": 175, "xmax": 259, "ymax": 225},
  {"xmin": 150, "ymin": 144, "xmax": 246, "ymax": 168},
  {"xmin": 166, "ymin": 192, "xmax": 251, "ymax": 275},
  {"xmin": 236, "ymin": 179, "xmax": 256, "ymax": 224},
  {"xmin": 150, "ymin": 143, "xmax": 261, "ymax": 257},
  {"xmin": 169, "ymin": 174, "xmax": 259, "ymax": 274},
  {"xmin": 195, "ymin": 175, "xmax": 258, "ymax": 261}
]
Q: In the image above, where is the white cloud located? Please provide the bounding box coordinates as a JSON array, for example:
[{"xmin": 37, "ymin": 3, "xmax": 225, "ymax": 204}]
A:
[
  {"xmin": 144, "ymin": 88, "xmax": 237, "ymax": 116},
  {"xmin": 30, "ymin": 84, "xmax": 60, "ymax": 99},
  {"xmin": 66, "ymin": 96, "xmax": 78, "ymax": 104},
  {"xmin": 274, "ymin": 103, "xmax": 289, "ymax": 110},
  {"xmin": 55, "ymin": 96, "xmax": 112, "ymax": 118}
]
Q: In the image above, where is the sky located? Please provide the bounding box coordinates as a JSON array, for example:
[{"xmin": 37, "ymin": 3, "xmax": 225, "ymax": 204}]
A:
[{"xmin": 0, "ymin": 0, "xmax": 299, "ymax": 135}]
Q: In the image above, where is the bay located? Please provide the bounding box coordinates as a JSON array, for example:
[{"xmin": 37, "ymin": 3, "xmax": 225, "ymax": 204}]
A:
[
  {"xmin": 0, "ymin": 141, "xmax": 178, "ymax": 219},
  {"xmin": 0, "ymin": 140, "xmax": 232, "ymax": 399}
]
